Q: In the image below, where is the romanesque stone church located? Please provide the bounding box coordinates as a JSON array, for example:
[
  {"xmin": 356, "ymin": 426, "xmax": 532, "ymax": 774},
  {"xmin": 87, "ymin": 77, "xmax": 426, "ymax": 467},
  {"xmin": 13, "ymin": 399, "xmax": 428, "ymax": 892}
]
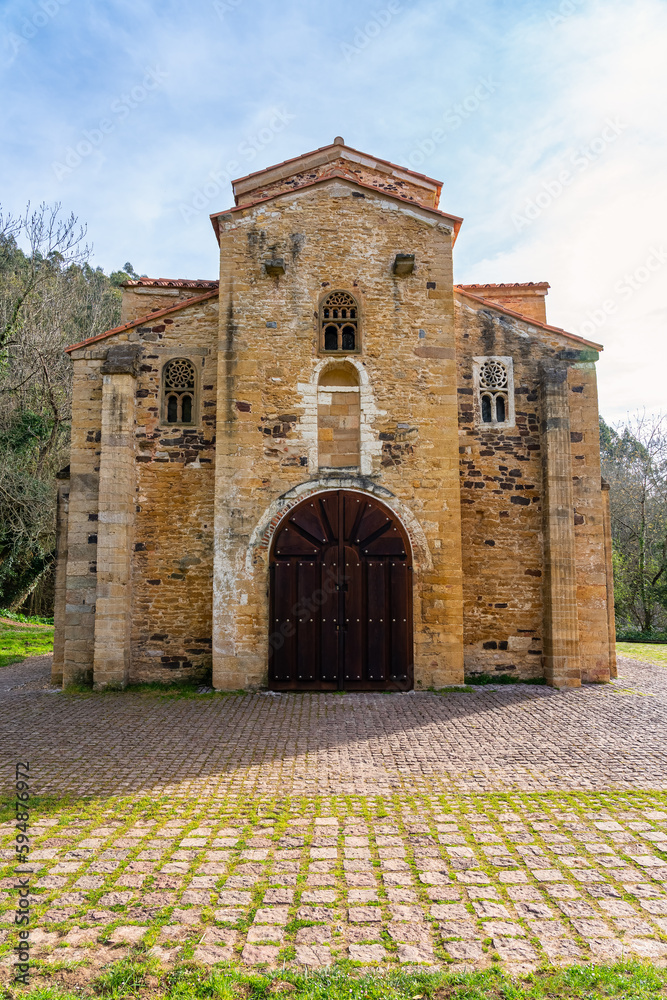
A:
[{"xmin": 53, "ymin": 137, "xmax": 616, "ymax": 693}]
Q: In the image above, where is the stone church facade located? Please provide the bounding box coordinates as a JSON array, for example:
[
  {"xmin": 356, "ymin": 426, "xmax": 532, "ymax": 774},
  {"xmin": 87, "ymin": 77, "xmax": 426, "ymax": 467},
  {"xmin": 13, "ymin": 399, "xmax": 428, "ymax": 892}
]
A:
[{"xmin": 53, "ymin": 138, "xmax": 616, "ymax": 692}]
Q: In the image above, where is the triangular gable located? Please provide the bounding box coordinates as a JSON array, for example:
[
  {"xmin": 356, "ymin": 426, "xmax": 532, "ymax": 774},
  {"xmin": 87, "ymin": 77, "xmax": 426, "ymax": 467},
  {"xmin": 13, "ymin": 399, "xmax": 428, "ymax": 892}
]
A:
[
  {"xmin": 65, "ymin": 288, "xmax": 219, "ymax": 354},
  {"xmin": 231, "ymin": 138, "xmax": 443, "ymax": 208},
  {"xmin": 210, "ymin": 172, "xmax": 463, "ymax": 244},
  {"xmin": 454, "ymin": 286, "xmax": 603, "ymax": 351}
]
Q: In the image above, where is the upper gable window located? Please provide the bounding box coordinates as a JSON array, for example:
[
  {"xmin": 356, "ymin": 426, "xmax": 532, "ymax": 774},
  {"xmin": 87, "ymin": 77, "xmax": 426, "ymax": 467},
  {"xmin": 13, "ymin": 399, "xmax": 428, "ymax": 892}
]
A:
[
  {"xmin": 319, "ymin": 291, "xmax": 360, "ymax": 354},
  {"xmin": 473, "ymin": 356, "xmax": 515, "ymax": 429},
  {"xmin": 162, "ymin": 358, "xmax": 197, "ymax": 425}
]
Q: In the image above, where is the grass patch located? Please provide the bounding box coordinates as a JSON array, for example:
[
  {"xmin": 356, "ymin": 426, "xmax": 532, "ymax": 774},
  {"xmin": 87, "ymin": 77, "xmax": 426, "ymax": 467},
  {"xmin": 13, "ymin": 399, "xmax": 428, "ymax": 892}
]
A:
[
  {"xmin": 12, "ymin": 959, "xmax": 667, "ymax": 999},
  {"xmin": 0, "ymin": 620, "xmax": 54, "ymax": 668},
  {"xmin": 617, "ymin": 641, "xmax": 667, "ymax": 667},
  {"xmin": 0, "ymin": 608, "xmax": 54, "ymax": 626}
]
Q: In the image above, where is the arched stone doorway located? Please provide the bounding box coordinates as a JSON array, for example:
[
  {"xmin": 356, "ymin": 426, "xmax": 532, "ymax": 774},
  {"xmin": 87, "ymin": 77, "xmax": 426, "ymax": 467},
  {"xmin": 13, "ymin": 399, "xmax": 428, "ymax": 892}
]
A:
[{"xmin": 269, "ymin": 490, "xmax": 413, "ymax": 691}]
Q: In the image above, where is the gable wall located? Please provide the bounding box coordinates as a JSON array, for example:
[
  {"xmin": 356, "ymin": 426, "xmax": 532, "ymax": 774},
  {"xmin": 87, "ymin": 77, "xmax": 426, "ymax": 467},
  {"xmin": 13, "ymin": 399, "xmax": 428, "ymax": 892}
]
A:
[
  {"xmin": 237, "ymin": 157, "xmax": 437, "ymax": 209},
  {"xmin": 456, "ymin": 298, "xmax": 546, "ymax": 678},
  {"xmin": 129, "ymin": 302, "xmax": 218, "ymax": 682},
  {"xmin": 65, "ymin": 300, "xmax": 218, "ymax": 686},
  {"xmin": 212, "ymin": 183, "xmax": 464, "ymax": 690}
]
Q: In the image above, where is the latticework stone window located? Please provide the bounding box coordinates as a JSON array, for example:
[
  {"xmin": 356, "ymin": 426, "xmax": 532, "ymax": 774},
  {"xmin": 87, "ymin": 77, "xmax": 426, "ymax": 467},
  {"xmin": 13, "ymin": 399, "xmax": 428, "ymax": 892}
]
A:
[
  {"xmin": 319, "ymin": 290, "xmax": 360, "ymax": 354},
  {"xmin": 162, "ymin": 358, "xmax": 196, "ymax": 425},
  {"xmin": 473, "ymin": 356, "xmax": 514, "ymax": 428}
]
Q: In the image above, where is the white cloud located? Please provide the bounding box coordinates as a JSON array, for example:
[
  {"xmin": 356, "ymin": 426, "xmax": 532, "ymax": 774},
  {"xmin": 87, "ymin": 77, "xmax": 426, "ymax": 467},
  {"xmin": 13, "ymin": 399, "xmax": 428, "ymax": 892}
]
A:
[
  {"xmin": 452, "ymin": 0, "xmax": 667, "ymax": 421},
  {"xmin": 0, "ymin": 0, "xmax": 664, "ymax": 421}
]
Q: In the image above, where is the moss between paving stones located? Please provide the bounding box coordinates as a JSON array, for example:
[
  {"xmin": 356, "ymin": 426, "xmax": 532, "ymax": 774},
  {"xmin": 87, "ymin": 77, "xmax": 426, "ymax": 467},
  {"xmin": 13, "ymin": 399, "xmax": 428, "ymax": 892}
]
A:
[{"xmin": 4, "ymin": 788, "xmax": 667, "ymax": 987}]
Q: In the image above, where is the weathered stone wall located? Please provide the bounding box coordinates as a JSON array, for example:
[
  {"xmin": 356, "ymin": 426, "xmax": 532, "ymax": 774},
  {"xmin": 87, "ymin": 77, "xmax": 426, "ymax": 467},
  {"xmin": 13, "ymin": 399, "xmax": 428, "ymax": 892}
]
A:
[
  {"xmin": 212, "ymin": 179, "xmax": 464, "ymax": 691},
  {"xmin": 456, "ymin": 297, "xmax": 545, "ymax": 678},
  {"xmin": 568, "ymin": 362, "xmax": 613, "ymax": 682},
  {"xmin": 455, "ymin": 292, "xmax": 613, "ymax": 682},
  {"xmin": 120, "ymin": 285, "xmax": 216, "ymax": 326},
  {"xmin": 129, "ymin": 302, "xmax": 218, "ymax": 683},
  {"xmin": 65, "ymin": 299, "xmax": 218, "ymax": 686},
  {"xmin": 62, "ymin": 355, "xmax": 103, "ymax": 685},
  {"xmin": 51, "ymin": 474, "xmax": 70, "ymax": 686}
]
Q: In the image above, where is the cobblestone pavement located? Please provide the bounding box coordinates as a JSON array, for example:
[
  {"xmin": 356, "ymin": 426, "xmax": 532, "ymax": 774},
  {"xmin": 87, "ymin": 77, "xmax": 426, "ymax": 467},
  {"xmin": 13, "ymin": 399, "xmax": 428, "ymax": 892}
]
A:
[
  {"xmin": 2, "ymin": 655, "xmax": 667, "ymax": 797},
  {"xmin": 2, "ymin": 654, "xmax": 667, "ymax": 977}
]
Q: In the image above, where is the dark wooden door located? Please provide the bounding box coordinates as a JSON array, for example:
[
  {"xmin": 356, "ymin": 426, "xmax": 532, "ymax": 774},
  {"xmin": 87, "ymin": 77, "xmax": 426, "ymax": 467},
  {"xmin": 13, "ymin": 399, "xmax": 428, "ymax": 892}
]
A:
[{"xmin": 269, "ymin": 490, "xmax": 413, "ymax": 690}]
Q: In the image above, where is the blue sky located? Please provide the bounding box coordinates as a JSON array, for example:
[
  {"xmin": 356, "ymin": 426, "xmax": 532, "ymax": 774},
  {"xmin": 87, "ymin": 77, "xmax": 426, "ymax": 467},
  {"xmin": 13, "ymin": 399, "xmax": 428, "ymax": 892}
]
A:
[{"xmin": 2, "ymin": 0, "xmax": 666, "ymax": 421}]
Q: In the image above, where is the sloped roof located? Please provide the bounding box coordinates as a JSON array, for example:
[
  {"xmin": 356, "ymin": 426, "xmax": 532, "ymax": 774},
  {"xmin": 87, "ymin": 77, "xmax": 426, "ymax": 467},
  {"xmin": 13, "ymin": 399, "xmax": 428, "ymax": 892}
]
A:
[
  {"xmin": 231, "ymin": 137, "xmax": 443, "ymax": 205},
  {"xmin": 454, "ymin": 286, "xmax": 603, "ymax": 350},
  {"xmin": 124, "ymin": 278, "xmax": 219, "ymax": 289},
  {"xmin": 459, "ymin": 281, "xmax": 550, "ymax": 292},
  {"xmin": 64, "ymin": 289, "xmax": 219, "ymax": 354}
]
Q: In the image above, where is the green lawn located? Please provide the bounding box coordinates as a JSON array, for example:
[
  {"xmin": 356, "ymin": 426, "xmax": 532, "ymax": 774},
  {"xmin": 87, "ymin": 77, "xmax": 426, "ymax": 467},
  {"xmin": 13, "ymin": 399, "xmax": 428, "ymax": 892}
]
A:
[
  {"xmin": 0, "ymin": 624, "xmax": 664, "ymax": 675},
  {"xmin": 14, "ymin": 959, "xmax": 667, "ymax": 1000},
  {"xmin": 617, "ymin": 641, "xmax": 667, "ymax": 666},
  {"xmin": 0, "ymin": 619, "xmax": 54, "ymax": 667}
]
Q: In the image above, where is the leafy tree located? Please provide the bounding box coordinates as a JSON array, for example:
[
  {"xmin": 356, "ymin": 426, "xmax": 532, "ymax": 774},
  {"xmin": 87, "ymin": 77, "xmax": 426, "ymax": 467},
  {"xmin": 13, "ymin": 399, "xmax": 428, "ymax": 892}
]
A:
[
  {"xmin": 0, "ymin": 202, "xmax": 128, "ymax": 610},
  {"xmin": 601, "ymin": 413, "xmax": 667, "ymax": 633}
]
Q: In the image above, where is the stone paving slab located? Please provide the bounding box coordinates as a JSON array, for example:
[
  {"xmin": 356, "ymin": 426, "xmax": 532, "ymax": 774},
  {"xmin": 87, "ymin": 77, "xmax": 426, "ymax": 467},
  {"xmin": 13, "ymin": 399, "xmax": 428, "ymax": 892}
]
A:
[
  {"xmin": 1, "ymin": 654, "xmax": 667, "ymax": 976},
  {"xmin": 3, "ymin": 785, "xmax": 667, "ymax": 975}
]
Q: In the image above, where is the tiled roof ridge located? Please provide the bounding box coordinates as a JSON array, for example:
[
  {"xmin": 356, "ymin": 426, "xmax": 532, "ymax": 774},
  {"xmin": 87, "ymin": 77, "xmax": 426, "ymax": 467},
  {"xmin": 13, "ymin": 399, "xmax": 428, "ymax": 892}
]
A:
[
  {"xmin": 453, "ymin": 285, "xmax": 603, "ymax": 351},
  {"xmin": 125, "ymin": 278, "xmax": 219, "ymax": 289},
  {"xmin": 459, "ymin": 281, "xmax": 550, "ymax": 290},
  {"xmin": 65, "ymin": 288, "xmax": 219, "ymax": 354},
  {"xmin": 231, "ymin": 139, "xmax": 443, "ymax": 191}
]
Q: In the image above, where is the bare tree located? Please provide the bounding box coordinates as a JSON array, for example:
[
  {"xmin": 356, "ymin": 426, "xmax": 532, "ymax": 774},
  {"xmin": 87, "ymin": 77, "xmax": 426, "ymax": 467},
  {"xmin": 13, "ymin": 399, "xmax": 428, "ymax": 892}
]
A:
[
  {"xmin": 0, "ymin": 202, "xmax": 89, "ymax": 350},
  {"xmin": 0, "ymin": 203, "xmax": 121, "ymax": 610}
]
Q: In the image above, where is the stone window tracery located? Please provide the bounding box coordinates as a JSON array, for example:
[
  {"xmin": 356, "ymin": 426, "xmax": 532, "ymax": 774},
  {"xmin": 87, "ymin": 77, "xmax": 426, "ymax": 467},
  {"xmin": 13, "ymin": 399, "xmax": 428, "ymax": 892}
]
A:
[
  {"xmin": 162, "ymin": 358, "xmax": 197, "ymax": 425},
  {"xmin": 319, "ymin": 291, "xmax": 360, "ymax": 354},
  {"xmin": 473, "ymin": 356, "xmax": 514, "ymax": 428}
]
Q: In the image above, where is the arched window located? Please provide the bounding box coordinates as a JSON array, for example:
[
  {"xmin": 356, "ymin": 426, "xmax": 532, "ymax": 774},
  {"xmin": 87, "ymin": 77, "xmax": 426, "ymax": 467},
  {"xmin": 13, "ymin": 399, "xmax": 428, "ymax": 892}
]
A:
[
  {"xmin": 317, "ymin": 363, "xmax": 361, "ymax": 470},
  {"xmin": 319, "ymin": 291, "xmax": 360, "ymax": 354},
  {"xmin": 162, "ymin": 358, "xmax": 197, "ymax": 425},
  {"xmin": 474, "ymin": 356, "xmax": 514, "ymax": 428}
]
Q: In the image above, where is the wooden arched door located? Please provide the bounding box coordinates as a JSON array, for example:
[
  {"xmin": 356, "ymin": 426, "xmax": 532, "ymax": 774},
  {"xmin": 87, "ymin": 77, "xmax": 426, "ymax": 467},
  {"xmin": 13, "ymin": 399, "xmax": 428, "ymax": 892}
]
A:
[{"xmin": 269, "ymin": 490, "xmax": 413, "ymax": 691}]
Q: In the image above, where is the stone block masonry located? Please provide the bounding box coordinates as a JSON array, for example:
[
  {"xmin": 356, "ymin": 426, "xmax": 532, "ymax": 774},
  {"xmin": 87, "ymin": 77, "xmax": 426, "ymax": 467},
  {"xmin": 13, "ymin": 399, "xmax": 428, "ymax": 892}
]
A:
[
  {"xmin": 57, "ymin": 139, "xmax": 614, "ymax": 690},
  {"xmin": 212, "ymin": 180, "xmax": 465, "ymax": 691},
  {"xmin": 92, "ymin": 347, "xmax": 140, "ymax": 689}
]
